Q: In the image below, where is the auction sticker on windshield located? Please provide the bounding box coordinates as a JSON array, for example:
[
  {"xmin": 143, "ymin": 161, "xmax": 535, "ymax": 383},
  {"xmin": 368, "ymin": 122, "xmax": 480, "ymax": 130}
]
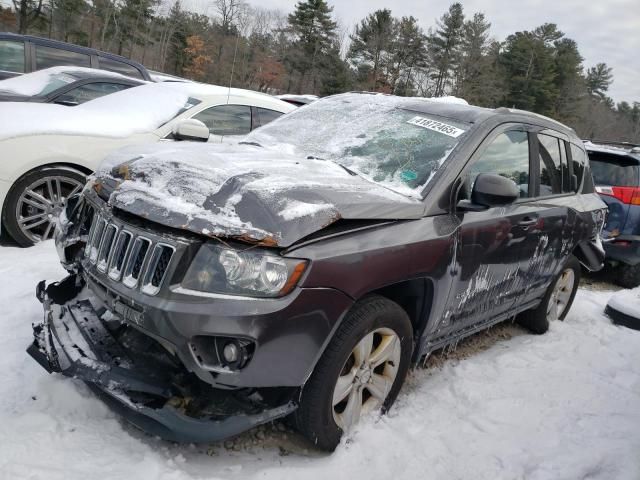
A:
[{"xmin": 407, "ymin": 116, "xmax": 465, "ymax": 138}]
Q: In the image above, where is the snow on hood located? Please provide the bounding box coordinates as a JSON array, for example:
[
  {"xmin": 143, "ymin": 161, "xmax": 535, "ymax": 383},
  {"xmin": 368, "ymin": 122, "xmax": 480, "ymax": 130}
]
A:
[
  {"xmin": 91, "ymin": 142, "xmax": 423, "ymax": 247},
  {"xmin": 0, "ymin": 66, "xmax": 131, "ymax": 96},
  {"xmin": 0, "ymin": 82, "xmax": 191, "ymax": 141}
]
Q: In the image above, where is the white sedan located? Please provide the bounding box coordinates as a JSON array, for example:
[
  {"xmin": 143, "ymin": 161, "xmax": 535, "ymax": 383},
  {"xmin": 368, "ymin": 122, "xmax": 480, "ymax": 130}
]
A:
[{"xmin": 0, "ymin": 81, "xmax": 295, "ymax": 245}]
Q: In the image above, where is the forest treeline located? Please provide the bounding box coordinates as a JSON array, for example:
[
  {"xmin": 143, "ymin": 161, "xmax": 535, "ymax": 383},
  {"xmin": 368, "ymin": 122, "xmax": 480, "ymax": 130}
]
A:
[{"xmin": 2, "ymin": 0, "xmax": 639, "ymax": 142}]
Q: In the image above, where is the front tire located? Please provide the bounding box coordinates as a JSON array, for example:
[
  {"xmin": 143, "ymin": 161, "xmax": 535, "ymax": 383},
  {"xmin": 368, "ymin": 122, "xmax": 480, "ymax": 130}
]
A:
[
  {"xmin": 517, "ymin": 255, "xmax": 580, "ymax": 334},
  {"xmin": 2, "ymin": 166, "xmax": 86, "ymax": 247},
  {"xmin": 295, "ymin": 295, "xmax": 413, "ymax": 451}
]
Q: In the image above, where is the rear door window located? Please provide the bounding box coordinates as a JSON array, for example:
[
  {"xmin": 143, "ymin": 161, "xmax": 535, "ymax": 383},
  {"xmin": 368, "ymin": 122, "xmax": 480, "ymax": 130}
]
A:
[
  {"xmin": 570, "ymin": 144, "xmax": 587, "ymax": 191},
  {"xmin": 589, "ymin": 153, "xmax": 640, "ymax": 186},
  {"xmin": 537, "ymin": 134, "xmax": 565, "ymax": 196},
  {"xmin": 97, "ymin": 57, "xmax": 144, "ymax": 79},
  {"xmin": 0, "ymin": 40, "xmax": 25, "ymax": 73},
  {"xmin": 35, "ymin": 45, "xmax": 90, "ymax": 69},
  {"xmin": 192, "ymin": 105, "xmax": 252, "ymax": 136}
]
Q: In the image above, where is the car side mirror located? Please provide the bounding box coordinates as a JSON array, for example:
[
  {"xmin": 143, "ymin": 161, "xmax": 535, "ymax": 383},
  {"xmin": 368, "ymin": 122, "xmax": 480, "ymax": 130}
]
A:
[
  {"xmin": 459, "ymin": 173, "xmax": 519, "ymax": 211},
  {"xmin": 172, "ymin": 119, "xmax": 210, "ymax": 142}
]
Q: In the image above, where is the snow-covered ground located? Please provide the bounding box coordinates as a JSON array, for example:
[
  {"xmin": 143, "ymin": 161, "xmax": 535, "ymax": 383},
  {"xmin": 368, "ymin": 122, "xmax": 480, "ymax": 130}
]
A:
[{"xmin": 0, "ymin": 241, "xmax": 639, "ymax": 480}]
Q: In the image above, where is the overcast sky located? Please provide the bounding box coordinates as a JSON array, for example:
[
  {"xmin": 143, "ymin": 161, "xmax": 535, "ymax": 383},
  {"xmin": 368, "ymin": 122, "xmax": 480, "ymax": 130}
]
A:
[{"xmin": 234, "ymin": 0, "xmax": 639, "ymax": 103}]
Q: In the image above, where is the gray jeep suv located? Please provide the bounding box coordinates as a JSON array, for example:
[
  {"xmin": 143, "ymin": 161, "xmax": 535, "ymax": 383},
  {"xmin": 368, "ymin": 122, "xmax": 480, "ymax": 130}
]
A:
[{"xmin": 28, "ymin": 93, "xmax": 606, "ymax": 450}]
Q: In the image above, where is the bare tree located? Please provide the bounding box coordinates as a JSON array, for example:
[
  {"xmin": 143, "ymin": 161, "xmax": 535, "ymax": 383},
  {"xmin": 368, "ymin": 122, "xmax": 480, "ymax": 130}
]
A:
[
  {"xmin": 214, "ymin": 0, "xmax": 245, "ymax": 34},
  {"xmin": 12, "ymin": 0, "xmax": 44, "ymax": 34}
]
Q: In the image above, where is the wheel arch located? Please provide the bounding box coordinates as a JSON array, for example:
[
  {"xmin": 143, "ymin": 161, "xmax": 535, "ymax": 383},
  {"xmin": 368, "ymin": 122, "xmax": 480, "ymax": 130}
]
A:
[
  {"xmin": 1, "ymin": 162, "xmax": 91, "ymax": 240},
  {"xmin": 2, "ymin": 161, "xmax": 91, "ymax": 209},
  {"xmin": 301, "ymin": 278, "xmax": 434, "ymax": 389},
  {"xmin": 366, "ymin": 278, "xmax": 435, "ymax": 358}
]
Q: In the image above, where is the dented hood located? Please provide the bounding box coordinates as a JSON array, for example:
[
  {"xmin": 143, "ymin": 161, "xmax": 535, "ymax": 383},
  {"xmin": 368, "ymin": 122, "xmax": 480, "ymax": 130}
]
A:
[{"xmin": 92, "ymin": 142, "xmax": 424, "ymax": 247}]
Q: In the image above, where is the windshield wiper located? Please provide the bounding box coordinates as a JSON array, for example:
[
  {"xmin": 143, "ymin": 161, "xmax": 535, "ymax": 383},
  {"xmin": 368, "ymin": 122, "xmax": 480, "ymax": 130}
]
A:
[
  {"xmin": 239, "ymin": 141, "xmax": 263, "ymax": 147},
  {"xmin": 306, "ymin": 155, "xmax": 358, "ymax": 176}
]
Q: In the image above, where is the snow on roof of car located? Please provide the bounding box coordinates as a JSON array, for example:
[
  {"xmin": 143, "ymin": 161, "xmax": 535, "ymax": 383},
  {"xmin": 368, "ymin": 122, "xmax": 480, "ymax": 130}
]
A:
[
  {"xmin": 584, "ymin": 141, "xmax": 639, "ymax": 157},
  {"xmin": 0, "ymin": 81, "xmax": 293, "ymax": 141},
  {"xmin": 147, "ymin": 70, "xmax": 192, "ymax": 83},
  {"xmin": 0, "ymin": 66, "xmax": 132, "ymax": 96}
]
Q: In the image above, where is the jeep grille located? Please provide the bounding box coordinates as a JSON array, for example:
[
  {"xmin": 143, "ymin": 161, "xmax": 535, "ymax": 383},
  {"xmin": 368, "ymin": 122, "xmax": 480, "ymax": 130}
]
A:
[{"xmin": 84, "ymin": 210, "xmax": 175, "ymax": 295}]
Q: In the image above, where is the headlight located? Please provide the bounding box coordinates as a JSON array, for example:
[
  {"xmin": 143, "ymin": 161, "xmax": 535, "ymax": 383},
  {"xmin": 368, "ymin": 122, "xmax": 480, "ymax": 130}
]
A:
[{"xmin": 181, "ymin": 243, "xmax": 308, "ymax": 298}]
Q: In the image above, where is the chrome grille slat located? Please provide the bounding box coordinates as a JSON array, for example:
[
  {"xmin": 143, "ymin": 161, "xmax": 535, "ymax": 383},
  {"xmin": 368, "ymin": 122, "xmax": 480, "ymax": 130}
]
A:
[
  {"xmin": 122, "ymin": 237, "xmax": 152, "ymax": 288},
  {"xmin": 84, "ymin": 214, "xmax": 99, "ymax": 257},
  {"xmin": 97, "ymin": 224, "xmax": 117, "ymax": 272},
  {"xmin": 89, "ymin": 219, "xmax": 106, "ymax": 263},
  {"xmin": 83, "ymin": 208, "xmax": 175, "ymax": 295},
  {"xmin": 141, "ymin": 244, "xmax": 175, "ymax": 296},
  {"xmin": 108, "ymin": 231, "xmax": 133, "ymax": 280}
]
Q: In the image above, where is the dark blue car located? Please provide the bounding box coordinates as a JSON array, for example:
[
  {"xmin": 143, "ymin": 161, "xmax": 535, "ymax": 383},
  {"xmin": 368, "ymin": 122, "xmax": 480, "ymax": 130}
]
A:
[{"xmin": 586, "ymin": 141, "xmax": 640, "ymax": 287}]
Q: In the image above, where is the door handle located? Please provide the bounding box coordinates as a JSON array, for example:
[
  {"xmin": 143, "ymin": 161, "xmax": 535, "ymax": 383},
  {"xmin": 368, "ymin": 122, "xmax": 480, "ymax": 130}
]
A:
[{"xmin": 518, "ymin": 217, "xmax": 538, "ymax": 227}]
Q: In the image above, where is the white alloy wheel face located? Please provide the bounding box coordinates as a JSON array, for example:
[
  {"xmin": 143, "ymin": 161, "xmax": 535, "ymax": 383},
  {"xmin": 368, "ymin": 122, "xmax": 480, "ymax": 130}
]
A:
[
  {"xmin": 331, "ymin": 327, "xmax": 401, "ymax": 432},
  {"xmin": 15, "ymin": 175, "xmax": 84, "ymax": 243},
  {"xmin": 546, "ymin": 268, "xmax": 576, "ymax": 321}
]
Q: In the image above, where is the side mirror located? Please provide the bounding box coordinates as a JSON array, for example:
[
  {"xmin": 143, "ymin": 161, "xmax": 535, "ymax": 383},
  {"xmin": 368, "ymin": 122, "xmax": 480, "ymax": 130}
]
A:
[
  {"xmin": 461, "ymin": 173, "xmax": 519, "ymax": 210},
  {"xmin": 172, "ymin": 119, "xmax": 210, "ymax": 142}
]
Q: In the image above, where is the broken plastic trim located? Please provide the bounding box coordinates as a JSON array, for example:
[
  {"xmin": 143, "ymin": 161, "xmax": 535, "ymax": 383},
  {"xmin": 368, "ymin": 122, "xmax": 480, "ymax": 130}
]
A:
[{"xmin": 28, "ymin": 276, "xmax": 298, "ymax": 443}]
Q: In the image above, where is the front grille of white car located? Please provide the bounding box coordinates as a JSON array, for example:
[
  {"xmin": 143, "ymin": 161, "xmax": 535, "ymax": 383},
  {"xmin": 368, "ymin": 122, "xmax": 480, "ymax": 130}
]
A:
[{"xmin": 84, "ymin": 210, "xmax": 175, "ymax": 296}]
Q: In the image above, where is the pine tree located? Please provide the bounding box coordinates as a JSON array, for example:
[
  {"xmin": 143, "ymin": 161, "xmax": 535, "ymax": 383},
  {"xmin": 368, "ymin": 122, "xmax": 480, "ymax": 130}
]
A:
[
  {"xmin": 455, "ymin": 12, "xmax": 491, "ymax": 101},
  {"xmin": 389, "ymin": 16, "xmax": 427, "ymax": 95},
  {"xmin": 428, "ymin": 2, "xmax": 465, "ymax": 96},
  {"xmin": 552, "ymin": 37, "xmax": 584, "ymax": 123},
  {"xmin": 500, "ymin": 24, "xmax": 561, "ymax": 115},
  {"xmin": 586, "ymin": 63, "xmax": 613, "ymax": 99},
  {"xmin": 347, "ymin": 9, "xmax": 395, "ymax": 91},
  {"xmin": 286, "ymin": 0, "xmax": 337, "ymax": 93}
]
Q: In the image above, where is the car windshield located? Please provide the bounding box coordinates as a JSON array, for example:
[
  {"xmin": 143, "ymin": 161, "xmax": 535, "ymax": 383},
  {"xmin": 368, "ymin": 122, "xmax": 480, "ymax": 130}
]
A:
[
  {"xmin": 36, "ymin": 72, "xmax": 78, "ymax": 96},
  {"xmin": 247, "ymin": 93, "xmax": 470, "ymax": 197}
]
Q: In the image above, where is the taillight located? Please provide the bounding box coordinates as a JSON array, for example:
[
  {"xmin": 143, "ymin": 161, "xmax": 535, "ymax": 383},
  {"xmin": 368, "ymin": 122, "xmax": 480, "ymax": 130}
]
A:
[{"xmin": 596, "ymin": 186, "xmax": 640, "ymax": 205}]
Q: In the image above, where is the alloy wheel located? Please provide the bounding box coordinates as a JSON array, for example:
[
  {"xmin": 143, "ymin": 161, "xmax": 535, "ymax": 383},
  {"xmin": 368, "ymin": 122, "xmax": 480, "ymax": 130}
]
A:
[
  {"xmin": 331, "ymin": 327, "xmax": 401, "ymax": 431},
  {"xmin": 15, "ymin": 175, "xmax": 84, "ymax": 243},
  {"xmin": 546, "ymin": 268, "xmax": 576, "ymax": 321}
]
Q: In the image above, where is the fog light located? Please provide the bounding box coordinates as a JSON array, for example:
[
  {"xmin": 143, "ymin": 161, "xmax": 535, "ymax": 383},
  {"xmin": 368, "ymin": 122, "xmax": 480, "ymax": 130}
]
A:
[{"xmin": 223, "ymin": 342, "xmax": 240, "ymax": 363}]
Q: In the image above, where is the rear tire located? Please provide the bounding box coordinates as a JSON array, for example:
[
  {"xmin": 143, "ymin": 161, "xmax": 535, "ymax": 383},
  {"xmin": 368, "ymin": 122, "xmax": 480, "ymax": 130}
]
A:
[
  {"xmin": 517, "ymin": 255, "xmax": 580, "ymax": 334},
  {"xmin": 615, "ymin": 263, "xmax": 640, "ymax": 289},
  {"xmin": 2, "ymin": 166, "xmax": 86, "ymax": 247},
  {"xmin": 295, "ymin": 295, "xmax": 413, "ymax": 451}
]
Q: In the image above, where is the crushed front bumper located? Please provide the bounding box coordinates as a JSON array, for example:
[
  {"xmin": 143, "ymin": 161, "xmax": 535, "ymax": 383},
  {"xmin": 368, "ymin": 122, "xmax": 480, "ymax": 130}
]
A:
[{"xmin": 27, "ymin": 276, "xmax": 296, "ymax": 443}]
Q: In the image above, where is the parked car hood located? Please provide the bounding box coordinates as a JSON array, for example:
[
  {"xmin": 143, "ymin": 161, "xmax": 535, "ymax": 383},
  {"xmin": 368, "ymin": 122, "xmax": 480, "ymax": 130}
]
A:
[{"xmin": 91, "ymin": 142, "xmax": 424, "ymax": 247}]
